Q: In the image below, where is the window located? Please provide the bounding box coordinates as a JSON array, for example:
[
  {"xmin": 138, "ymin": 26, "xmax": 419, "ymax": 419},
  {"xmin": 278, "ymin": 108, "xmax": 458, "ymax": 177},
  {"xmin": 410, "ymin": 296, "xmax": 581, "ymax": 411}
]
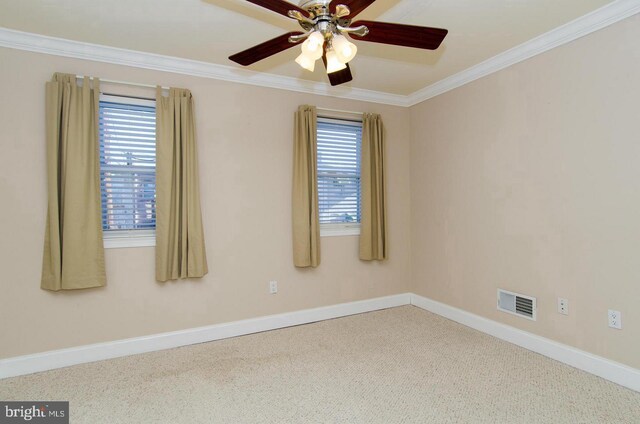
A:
[
  {"xmin": 99, "ymin": 94, "xmax": 156, "ymax": 248},
  {"xmin": 316, "ymin": 117, "xmax": 362, "ymax": 236}
]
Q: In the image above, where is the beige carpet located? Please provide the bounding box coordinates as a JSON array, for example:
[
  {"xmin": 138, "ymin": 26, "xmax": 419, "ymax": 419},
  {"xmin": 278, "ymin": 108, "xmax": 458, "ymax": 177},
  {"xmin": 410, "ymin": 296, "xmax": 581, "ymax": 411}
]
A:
[{"xmin": 1, "ymin": 306, "xmax": 639, "ymax": 423}]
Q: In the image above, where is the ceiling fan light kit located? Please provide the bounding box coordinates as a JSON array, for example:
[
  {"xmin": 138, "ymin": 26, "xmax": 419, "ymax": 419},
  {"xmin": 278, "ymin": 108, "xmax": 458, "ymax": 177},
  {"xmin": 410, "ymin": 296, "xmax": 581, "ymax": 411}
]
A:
[
  {"xmin": 295, "ymin": 52, "xmax": 316, "ymax": 71},
  {"xmin": 331, "ymin": 34, "xmax": 357, "ymax": 64},
  {"xmin": 325, "ymin": 49, "xmax": 348, "ymax": 73},
  {"xmin": 301, "ymin": 31, "xmax": 325, "ymax": 58},
  {"xmin": 229, "ymin": 0, "xmax": 448, "ymax": 86}
]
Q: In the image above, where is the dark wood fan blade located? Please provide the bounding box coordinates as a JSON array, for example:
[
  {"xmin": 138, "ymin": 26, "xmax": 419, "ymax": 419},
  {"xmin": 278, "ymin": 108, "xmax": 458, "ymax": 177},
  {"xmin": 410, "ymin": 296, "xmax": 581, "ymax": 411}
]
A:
[
  {"xmin": 331, "ymin": 0, "xmax": 377, "ymax": 17},
  {"xmin": 350, "ymin": 20, "xmax": 448, "ymax": 50},
  {"xmin": 321, "ymin": 52, "xmax": 353, "ymax": 86},
  {"xmin": 327, "ymin": 64, "xmax": 353, "ymax": 86},
  {"xmin": 245, "ymin": 0, "xmax": 307, "ymax": 18},
  {"xmin": 229, "ymin": 32, "xmax": 304, "ymax": 66}
]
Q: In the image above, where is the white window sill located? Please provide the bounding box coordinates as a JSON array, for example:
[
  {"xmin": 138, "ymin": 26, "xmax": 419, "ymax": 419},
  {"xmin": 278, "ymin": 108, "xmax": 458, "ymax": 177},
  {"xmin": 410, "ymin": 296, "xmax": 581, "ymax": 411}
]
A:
[
  {"xmin": 103, "ymin": 230, "xmax": 156, "ymax": 249},
  {"xmin": 320, "ymin": 223, "xmax": 361, "ymax": 237}
]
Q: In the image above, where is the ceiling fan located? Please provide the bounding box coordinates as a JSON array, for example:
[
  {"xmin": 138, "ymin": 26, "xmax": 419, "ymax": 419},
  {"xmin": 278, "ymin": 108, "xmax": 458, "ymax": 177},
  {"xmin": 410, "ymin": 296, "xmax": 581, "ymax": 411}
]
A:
[{"xmin": 228, "ymin": 0, "xmax": 448, "ymax": 86}]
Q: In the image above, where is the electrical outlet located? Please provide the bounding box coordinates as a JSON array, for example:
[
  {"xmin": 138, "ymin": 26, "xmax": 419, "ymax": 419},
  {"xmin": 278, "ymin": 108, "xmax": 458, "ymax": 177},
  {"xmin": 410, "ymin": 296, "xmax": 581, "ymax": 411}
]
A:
[
  {"xmin": 558, "ymin": 298, "xmax": 569, "ymax": 315},
  {"xmin": 269, "ymin": 280, "xmax": 278, "ymax": 294},
  {"xmin": 608, "ymin": 310, "xmax": 622, "ymax": 329}
]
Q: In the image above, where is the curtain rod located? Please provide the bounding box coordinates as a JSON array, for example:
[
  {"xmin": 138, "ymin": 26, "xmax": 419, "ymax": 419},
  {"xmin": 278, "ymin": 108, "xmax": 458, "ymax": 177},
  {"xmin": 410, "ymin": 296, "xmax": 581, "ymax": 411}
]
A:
[
  {"xmin": 75, "ymin": 75, "xmax": 169, "ymax": 90},
  {"xmin": 317, "ymin": 107, "xmax": 363, "ymax": 116}
]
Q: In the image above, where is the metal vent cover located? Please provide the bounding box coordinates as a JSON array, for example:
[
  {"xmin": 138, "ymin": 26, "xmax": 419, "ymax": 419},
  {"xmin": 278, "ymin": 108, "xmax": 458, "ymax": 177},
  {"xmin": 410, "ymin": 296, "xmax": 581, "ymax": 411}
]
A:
[{"xmin": 497, "ymin": 289, "xmax": 536, "ymax": 321}]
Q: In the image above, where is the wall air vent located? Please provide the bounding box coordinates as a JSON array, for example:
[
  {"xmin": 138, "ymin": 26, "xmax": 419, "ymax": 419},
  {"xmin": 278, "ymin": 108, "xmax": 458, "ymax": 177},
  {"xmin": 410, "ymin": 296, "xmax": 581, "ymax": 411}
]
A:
[{"xmin": 497, "ymin": 289, "xmax": 536, "ymax": 321}]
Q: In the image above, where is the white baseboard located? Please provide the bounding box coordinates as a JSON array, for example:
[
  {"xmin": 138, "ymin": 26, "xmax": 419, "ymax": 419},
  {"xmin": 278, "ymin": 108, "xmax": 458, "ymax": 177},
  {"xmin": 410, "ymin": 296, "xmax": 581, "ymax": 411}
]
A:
[
  {"xmin": 2, "ymin": 292, "xmax": 638, "ymax": 393},
  {"xmin": 410, "ymin": 294, "xmax": 640, "ymax": 393},
  {"xmin": 0, "ymin": 293, "xmax": 410, "ymax": 379}
]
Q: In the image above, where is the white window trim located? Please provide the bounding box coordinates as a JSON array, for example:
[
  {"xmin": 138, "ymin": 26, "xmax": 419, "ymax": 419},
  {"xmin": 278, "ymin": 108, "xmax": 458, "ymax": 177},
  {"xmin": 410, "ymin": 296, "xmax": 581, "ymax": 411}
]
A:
[
  {"xmin": 320, "ymin": 223, "xmax": 361, "ymax": 237},
  {"xmin": 103, "ymin": 230, "xmax": 156, "ymax": 249}
]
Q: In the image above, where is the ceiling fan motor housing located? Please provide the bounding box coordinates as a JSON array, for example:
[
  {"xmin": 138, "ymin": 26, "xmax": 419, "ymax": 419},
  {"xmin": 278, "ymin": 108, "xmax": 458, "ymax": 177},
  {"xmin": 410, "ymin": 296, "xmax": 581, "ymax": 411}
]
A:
[
  {"xmin": 298, "ymin": 0, "xmax": 332, "ymax": 12},
  {"xmin": 294, "ymin": 0, "xmax": 355, "ymax": 40}
]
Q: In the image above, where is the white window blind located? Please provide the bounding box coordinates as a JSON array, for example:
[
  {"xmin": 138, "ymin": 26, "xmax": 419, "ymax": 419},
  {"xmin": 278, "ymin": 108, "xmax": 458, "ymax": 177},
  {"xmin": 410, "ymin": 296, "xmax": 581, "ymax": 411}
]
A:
[
  {"xmin": 99, "ymin": 95, "xmax": 156, "ymax": 233},
  {"xmin": 316, "ymin": 117, "xmax": 362, "ymax": 226}
]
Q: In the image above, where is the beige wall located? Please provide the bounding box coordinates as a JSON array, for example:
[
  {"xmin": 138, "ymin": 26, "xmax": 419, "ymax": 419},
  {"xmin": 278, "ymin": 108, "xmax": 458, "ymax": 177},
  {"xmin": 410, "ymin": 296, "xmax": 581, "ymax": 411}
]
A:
[
  {"xmin": 0, "ymin": 47, "xmax": 412, "ymax": 358},
  {"xmin": 2, "ymin": 14, "xmax": 639, "ymax": 371},
  {"xmin": 410, "ymin": 15, "xmax": 640, "ymax": 369}
]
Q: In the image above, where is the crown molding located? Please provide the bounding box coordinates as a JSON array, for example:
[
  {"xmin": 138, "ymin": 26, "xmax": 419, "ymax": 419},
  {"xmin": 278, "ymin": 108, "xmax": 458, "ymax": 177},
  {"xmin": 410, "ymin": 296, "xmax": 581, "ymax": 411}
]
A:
[
  {"xmin": 407, "ymin": 0, "xmax": 640, "ymax": 106},
  {"xmin": 0, "ymin": 27, "xmax": 409, "ymax": 107},
  {"xmin": 0, "ymin": 0, "xmax": 638, "ymax": 108}
]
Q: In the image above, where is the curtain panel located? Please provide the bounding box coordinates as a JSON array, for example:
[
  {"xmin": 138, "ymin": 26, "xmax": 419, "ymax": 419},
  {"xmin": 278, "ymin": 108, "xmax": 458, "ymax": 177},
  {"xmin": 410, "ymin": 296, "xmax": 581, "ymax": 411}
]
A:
[
  {"xmin": 359, "ymin": 113, "xmax": 387, "ymax": 261},
  {"xmin": 292, "ymin": 105, "xmax": 320, "ymax": 267},
  {"xmin": 41, "ymin": 73, "xmax": 106, "ymax": 291},
  {"xmin": 155, "ymin": 87, "xmax": 208, "ymax": 282}
]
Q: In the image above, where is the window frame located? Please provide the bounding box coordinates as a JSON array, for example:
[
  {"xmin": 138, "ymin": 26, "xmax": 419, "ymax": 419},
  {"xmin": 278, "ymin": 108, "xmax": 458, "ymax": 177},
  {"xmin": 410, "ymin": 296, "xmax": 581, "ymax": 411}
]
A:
[
  {"xmin": 316, "ymin": 115, "xmax": 363, "ymax": 237},
  {"xmin": 99, "ymin": 94, "xmax": 157, "ymax": 249}
]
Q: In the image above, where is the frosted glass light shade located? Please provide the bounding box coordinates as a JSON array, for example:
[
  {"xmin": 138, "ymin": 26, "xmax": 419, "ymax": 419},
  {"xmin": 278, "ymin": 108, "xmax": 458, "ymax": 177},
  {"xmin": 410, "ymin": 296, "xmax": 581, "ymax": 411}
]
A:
[
  {"xmin": 301, "ymin": 31, "xmax": 324, "ymax": 60},
  {"xmin": 295, "ymin": 52, "xmax": 316, "ymax": 72},
  {"xmin": 332, "ymin": 34, "xmax": 357, "ymax": 64},
  {"xmin": 325, "ymin": 49, "xmax": 347, "ymax": 73}
]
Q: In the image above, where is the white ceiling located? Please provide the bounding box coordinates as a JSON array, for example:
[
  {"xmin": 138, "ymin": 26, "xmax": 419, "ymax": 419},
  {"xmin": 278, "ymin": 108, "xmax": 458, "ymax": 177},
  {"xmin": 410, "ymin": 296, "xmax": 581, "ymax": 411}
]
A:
[{"xmin": 0, "ymin": 0, "xmax": 615, "ymax": 95}]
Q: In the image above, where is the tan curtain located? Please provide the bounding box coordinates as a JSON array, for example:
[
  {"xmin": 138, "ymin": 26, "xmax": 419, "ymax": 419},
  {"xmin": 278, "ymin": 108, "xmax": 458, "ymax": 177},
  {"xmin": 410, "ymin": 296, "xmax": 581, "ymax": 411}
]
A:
[
  {"xmin": 359, "ymin": 113, "xmax": 387, "ymax": 261},
  {"xmin": 292, "ymin": 105, "xmax": 320, "ymax": 267},
  {"xmin": 41, "ymin": 73, "xmax": 106, "ymax": 291},
  {"xmin": 155, "ymin": 87, "xmax": 208, "ymax": 282}
]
